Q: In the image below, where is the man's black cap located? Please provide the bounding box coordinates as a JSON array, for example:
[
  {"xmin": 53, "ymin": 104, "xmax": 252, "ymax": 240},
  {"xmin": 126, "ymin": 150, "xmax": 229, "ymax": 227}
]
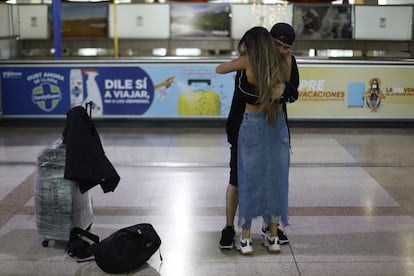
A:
[{"xmin": 270, "ymin": 23, "xmax": 296, "ymax": 46}]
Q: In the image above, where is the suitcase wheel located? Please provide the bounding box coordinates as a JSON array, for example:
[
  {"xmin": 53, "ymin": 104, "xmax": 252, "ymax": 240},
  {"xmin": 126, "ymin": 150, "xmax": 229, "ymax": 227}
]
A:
[{"xmin": 42, "ymin": 240, "xmax": 49, "ymax": 247}]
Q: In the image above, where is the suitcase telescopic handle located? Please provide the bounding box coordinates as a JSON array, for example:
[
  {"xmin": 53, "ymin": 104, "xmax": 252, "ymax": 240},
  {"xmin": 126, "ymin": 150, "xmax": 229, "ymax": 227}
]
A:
[
  {"xmin": 85, "ymin": 101, "xmax": 93, "ymax": 118},
  {"xmin": 188, "ymin": 79, "xmax": 211, "ymax": 86},
  {"xmin": 187, "ymin": 79, "xmax": 211, "ymax": 92}
]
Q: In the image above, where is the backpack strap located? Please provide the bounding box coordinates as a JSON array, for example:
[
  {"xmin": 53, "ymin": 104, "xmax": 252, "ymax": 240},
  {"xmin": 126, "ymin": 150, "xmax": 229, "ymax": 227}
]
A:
[
  {"xmin": 66, "ymin": 227, "xmax": 100, "ymax": 260},
  {"xmin": 70, "ymin": 227, "xmax": 100, "ymax": 244}
]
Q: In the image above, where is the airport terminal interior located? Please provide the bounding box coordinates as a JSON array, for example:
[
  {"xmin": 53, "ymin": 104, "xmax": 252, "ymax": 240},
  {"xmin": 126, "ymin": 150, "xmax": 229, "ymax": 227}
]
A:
[
  {"xmin": 0, "ymin": 121, "xmax": 413, "ymax": 275},
  {"xmin": 1, "ymin": 0, "xmax": 414, "ymax": 275}
]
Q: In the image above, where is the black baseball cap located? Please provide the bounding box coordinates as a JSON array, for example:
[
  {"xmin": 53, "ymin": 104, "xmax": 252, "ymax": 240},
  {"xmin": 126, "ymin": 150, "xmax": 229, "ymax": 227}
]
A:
[{"xmin": 270, "ymin": 23, "xmax": 296, "ymax": 46}]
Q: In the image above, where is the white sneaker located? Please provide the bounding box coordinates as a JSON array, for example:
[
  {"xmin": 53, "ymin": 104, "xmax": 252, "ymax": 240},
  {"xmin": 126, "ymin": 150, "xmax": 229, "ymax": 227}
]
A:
[
  {"xmin": 263, "ymin": 233, "xmax": 280, "ymax": 253},
  {"xmin": 262, "ymin": 224, "xmax": 289, "ymax": 245},
  {"xmin": 238, "ymin": 237, "xmax": 254, "ymax": 255}
]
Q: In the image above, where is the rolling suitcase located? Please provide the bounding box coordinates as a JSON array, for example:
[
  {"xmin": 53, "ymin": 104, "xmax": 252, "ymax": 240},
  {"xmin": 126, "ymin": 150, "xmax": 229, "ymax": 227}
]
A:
[{"xmin": 34, "ymin": 138, "xmax": 93, "ymax": 247}]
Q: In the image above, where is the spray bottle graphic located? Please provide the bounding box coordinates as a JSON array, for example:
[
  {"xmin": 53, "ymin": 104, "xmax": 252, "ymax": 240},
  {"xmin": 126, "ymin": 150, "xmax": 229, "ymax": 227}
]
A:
[
  {"xmin": 156, "ymin": 86, "xmax": 169, "ymax": 101},
  {"xmin": 69, "ymin": 69, "xmax": 84, "ymax": 108},
  {"xmin": 83, "ymin": 69, "xmax": 103, "ymax": 116}
]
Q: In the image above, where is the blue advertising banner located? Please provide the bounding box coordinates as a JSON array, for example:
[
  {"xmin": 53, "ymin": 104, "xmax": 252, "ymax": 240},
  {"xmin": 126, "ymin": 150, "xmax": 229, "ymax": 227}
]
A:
[
  {"xmin": 5, "ymin": 60, "xmax": 412, "ymax": 120},
  {"xmin": 0, "ymin": 64, "xmax": 235, "ymax": 118}
]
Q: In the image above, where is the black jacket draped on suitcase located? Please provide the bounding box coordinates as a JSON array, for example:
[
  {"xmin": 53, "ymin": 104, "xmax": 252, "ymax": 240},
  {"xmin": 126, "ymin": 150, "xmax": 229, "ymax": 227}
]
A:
[{"xmin": 63, "ymin": 106, "xmax": 120, "ymax": 193}]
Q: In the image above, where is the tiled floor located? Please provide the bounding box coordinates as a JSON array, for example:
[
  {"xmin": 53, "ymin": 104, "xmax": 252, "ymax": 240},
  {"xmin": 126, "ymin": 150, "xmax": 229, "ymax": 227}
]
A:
[{"xmin": 0, "ymin": 123, "xmax": 413, "ymax": 276}]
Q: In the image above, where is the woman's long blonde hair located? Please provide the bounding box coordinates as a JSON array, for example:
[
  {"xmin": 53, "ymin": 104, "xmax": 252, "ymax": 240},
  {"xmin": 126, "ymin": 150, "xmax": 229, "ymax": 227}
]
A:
[{"xmin": 238, "ymin": 26, "xmax": 289, "ymax": 124}]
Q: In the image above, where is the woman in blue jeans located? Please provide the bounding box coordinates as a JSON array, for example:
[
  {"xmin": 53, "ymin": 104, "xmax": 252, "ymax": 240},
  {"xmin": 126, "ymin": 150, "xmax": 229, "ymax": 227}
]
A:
[
  {"xmin": 216, "ymin": 26, "xmax": 290, "ymax": 255},
  {"xmin": 219, "ymin": 23, "xmax": 299, "ymax": 251}
]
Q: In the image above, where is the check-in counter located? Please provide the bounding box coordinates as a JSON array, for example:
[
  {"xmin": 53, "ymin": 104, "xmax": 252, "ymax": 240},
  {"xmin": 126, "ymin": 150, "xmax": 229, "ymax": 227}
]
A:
[{"xmin": 1, "ymin": 58, "xmax": 414, "ymax": 122}]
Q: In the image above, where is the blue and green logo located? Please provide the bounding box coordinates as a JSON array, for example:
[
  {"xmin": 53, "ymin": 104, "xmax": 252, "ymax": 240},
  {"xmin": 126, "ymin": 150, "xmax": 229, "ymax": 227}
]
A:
[{"xmin": 32, "ymin": 83, "xmax": 62, "ymax": 112}]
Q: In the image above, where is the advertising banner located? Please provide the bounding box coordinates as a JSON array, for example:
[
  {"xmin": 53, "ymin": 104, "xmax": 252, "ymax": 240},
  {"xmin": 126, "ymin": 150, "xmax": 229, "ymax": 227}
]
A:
[
  {"xmin": 293, "ymin": 5, "xmax": 352, "ymax": 39},
  {"xmin": 0, "ymin": 64, "xmax": 233, "ymax": 118},
  {"xmin": 1, "ymin": 61, "xmax": 414, "ymax": 119},
  {"xmin": 170, "ymin": 4, "xmax": 231, "ymax": 38},
  {"xmin": 60, "ymin": 3, "xmax": 108, "ymax": 38},
  {"xmin": 289, "ymin": 64, "xmax": 414, "ymax": 119}
]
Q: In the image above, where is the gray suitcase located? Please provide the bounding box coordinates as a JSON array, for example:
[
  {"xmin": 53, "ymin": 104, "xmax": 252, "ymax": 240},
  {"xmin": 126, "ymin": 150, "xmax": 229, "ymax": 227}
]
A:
[{"xmin": 34, "ymin": 139, "xmax": 93, "ymax": 247}]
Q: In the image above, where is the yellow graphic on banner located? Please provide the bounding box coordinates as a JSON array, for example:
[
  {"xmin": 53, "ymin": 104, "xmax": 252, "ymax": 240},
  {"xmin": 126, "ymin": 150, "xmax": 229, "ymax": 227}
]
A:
[
  {"xmin": 178, "ymin": 91, "xmax": 221, "ymax": 115},
  {"xmin": 177, "ymin": 79, "xmax": 221, "ymax": 116}
]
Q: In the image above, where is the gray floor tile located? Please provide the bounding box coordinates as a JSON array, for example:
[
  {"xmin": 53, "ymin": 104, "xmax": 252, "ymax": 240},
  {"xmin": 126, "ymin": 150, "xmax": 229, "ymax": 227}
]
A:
[{"xmin": 0, "ymin": 126, "xmax": 413, "ymax": 276}]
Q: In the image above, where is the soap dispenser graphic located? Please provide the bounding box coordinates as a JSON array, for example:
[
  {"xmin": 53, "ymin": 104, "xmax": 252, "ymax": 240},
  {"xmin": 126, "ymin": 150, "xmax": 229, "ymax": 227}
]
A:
[
  {"xmin": 69, "ymin": 69, "xmax": 84, "ymax": 108},
  {"xmin": 83, "ymin": 69, "xmax": 103, "ymax": 116}
]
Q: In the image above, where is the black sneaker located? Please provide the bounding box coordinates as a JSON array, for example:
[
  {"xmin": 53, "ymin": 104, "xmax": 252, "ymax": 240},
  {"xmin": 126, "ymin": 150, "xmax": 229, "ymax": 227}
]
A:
[
  {"xmin": 261, "ymin": 225, "xmax": 289, "ymax": 245},
  {"xmin": 219, "ymin": 226, "xmax": 235, "ymax": 249},
  {"xmin": 277, "ymin": 228, "xmax": 289, "ymax": 245}
]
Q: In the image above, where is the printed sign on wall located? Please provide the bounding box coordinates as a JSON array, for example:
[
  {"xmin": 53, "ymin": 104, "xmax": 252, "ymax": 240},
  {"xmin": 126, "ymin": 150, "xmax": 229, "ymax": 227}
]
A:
[
  {"xmin": 288, "ymin": 64, "xmax": 414, "ymax": 119},
  {"xmin": 0, "ymin": 64, "xmax": 234, "ymax": 118},
  {"xmin": 1, "ymin": 62, "xmax": 414, "ymax": 119},
  {"xmin": 293, "ymin": 5, "xmax": 352, "ymax": 39}
]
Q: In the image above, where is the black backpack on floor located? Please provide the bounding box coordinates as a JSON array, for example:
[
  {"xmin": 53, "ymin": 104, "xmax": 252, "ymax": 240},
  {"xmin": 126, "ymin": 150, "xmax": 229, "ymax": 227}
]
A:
[{"xmin": 66, "ymin": 223, "xmax": 162, "ymax": 274}]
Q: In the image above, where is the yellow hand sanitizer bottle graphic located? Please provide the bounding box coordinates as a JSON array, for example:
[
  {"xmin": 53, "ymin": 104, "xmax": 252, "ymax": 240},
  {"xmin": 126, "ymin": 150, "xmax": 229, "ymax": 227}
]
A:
[
  {"xmin": 177, "ymin": 79, "xmax": 221, "ymax": 116},
  {"xmin": 83, "ymin": 69, "xmax": 103, "ymax": 116}
]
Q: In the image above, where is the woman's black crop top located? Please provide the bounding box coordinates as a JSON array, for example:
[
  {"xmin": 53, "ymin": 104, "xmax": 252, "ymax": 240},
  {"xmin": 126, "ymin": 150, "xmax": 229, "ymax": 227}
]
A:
[
  {"xmin": 237, "ymin": 70, "xmax": 260, "ymax": 105},
  {"xmin": 236, "ymin": 67, "xmax": 299, "ymax": 105}
]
